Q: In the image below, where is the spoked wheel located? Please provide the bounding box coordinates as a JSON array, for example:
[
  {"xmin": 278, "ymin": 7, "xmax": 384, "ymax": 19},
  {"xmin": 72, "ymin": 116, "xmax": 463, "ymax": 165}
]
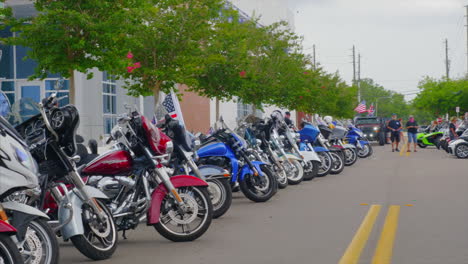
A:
[
  {"xmin": 0, "ymin": 233, "xmax": 23, "ymax": 264},
  {"xmin": 329, "ymin": 151, "xmax": 345, "ymax": 175},
  {"xmin": 343, "ymin": 148, "xmax": 358, "ymax": 166},
  {"xmin": 357, "ymin": 144, "xmax": 371, "ymax": 158},
  {"xmin": 455, "ymin": 143, "xmax": 468, "ymax": 159},
  {"xmin": 70, "ymin": 200, "xmax": 118, "ymax": 260},
  {"xmin": 19, "ymin": 219, "xmax": 59, "ymax": 264},
  {"xmin": 206, "ymin": 178, "xmax": 232, "ymax": 219},
  {"xmin": 154, "ymin": 186, "xmax": 213, "ymax": 242},
  {"xmin": 239, "ymin": 165, "xmax": 278, "ymax": 202},
  {"xmin": 317, "ymin": 152, "xmax": 332, "ymax": 177},
  {"xmin": 303, "ymin": 160, "xmax": 319, "ymax": 181},
  {"xmin": 284, "ymin": 160, "xmax": 304, "ymax": 185},
  {"xmin": 272, "ymin": 163, "xmax": 288, "ymax": 189}
]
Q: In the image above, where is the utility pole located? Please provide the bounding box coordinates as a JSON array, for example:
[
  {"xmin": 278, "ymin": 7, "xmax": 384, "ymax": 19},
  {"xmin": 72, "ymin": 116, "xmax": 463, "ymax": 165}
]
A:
[
  {"xmin": 445, "ymin": 38, "xmax": 450, "ymax": 79},
  {"xmin": 358, "ymin": 53, "xmax": 361, "ymax": 103},
  {"xmin": 312, "ymin": 44, "xmax": 316, "ymax": 70},
  {"xmin": 352, "ymin": 45, "xmax": 356, "ymax": 85},
  {"xmin": 466, "ymin": 5, "xmax": 468, "ymax": 76}
]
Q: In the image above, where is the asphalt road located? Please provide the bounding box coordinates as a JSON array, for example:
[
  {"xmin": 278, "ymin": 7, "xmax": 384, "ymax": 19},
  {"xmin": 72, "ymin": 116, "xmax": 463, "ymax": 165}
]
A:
[{"xmin": 60, "ymin": 144, "xmax": 468, "ymax": 264}]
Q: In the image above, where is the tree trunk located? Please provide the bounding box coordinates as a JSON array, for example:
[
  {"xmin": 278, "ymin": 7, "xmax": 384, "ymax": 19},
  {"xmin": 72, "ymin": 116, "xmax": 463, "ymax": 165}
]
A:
[
  {"xmin": 153, "ymin": 81, "xmax": 162, "ymax": 112},
  {"xmin": 68, "ymin": 69, "xmax": 75, "ymax": 104}
]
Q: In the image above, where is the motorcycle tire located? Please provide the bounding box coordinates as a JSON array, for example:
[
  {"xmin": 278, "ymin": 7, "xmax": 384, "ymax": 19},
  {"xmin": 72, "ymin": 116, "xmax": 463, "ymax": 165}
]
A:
[
  {"xmin": 418, "ymin": 143, "xmax": 427, "ymax": 148},
  {"xmin": 20, "ymin": 219, "xmax": 59, "ymax": 264},
  {"xmin": 207, "ymin": 178, "xmax": 232, "ymax": 219},
  {"xmin": 303, "ymin": 160, "xmax": 319, "ymax": 181},
  {"xmin": 274, "ymin": 164, "xmax": 288, "ymax": 189},
  {"xmin": 455, "ymin": 143, "xmax": 468, "ymax": 159},
  {"xmin": 70, "ymin": 199, "xmax": 118, "ymax": 261},
  {"xmin": 0, "ymin": 233, "xmax": 23, "ymax": 264},
  {"xmin": 343, "ymin": 148, "xmax": 358, "ymax": 166},
  {"xmin": 154, "ymin": 186, "xmax": 213, "ymax": 242},
  {"xmin": 357, "ymin": 144, "xmax": 372, "ymax": 158},
  {"xmin": 286, "ymin": 160, "xmax": 304, "ymax": 185},
  {"xmin": 317, "ymin": 152, "xmax": 332, "ymax": 177},
  {"xmin": 239, "ymin": 165, "xmax": 278, "ymax": 203},
  {"xmin": 329, "ymin": 151, "xmax": 345, "ymax": 175}
]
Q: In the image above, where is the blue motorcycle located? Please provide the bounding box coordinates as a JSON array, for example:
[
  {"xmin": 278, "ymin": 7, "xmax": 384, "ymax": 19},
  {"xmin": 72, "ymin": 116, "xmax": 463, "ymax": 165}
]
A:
[
  {"xmin": 197, "ymin": 119, "xmax": 278, "ymax": 203},
  {"xmin": 346, "ymin": 125, "xmax": 373, "ymax": 158},
  {"xmin": 298, "ymin": 123, "xmax": 334, "ymax": 177}
]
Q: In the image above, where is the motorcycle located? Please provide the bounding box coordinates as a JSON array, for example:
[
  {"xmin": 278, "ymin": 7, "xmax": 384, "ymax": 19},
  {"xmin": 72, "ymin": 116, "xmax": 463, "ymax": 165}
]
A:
[
  {"xmin": 198, "ymin": 117, "xmax": 278, "ymax": 202},
  {"xmin": 0, "ymin": 106, "xmax": 59, "ymax": 264},
  {"xmin": 83, "ymin": 108, "xmax": 214, "ymax": 242},
  {"xmin": 159, "ymin": 114, "xmax": 232, "ymax": 219},
  {"xmin": 297, "ymin": 123, "xmax": 333, "ymax": 177},
  {"xmin": 270, "ymin": 111, "xmax": 306, "ymax": 184},
  {"xmin": 448, "ymin": 128, "xmax": 468, "ymax": 159},
  {"xmin": 416, "ymin": 125, "xmax": 445, "ymax": 149},
  {"xmin": 346, "ymin": 124, "xmax": 373, "ymax": 158},
  {"xmin": 8, "ymin": 94, "xmax": 118, "ymax": 260},
  {"xmin": 328, "ymin": 124, "xmax": 358, "ymax": 166}
]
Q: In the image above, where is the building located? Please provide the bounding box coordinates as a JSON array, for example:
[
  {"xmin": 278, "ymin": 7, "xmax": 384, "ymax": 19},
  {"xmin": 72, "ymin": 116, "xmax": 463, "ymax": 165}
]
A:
[{"xmin": 0, "ymin": 0, "xmax": 296, "ymax": 141}]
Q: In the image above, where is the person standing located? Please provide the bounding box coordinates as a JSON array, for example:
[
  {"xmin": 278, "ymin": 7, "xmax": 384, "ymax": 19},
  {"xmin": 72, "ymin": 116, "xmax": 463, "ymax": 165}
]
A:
[
  {"xmin": 387, "ymin": 113, "xmax": 402, "ymax": 152},
  {"xmin": 406, "ymin": 115, "xmax": 419, "ymax": 152},
  {"xmin": 449, "ymin": 117, "xmax": 458, "ymax": 140},
  {"xmin": 284, "ymin": 111, "xmax": 294, "ymax": 128}
]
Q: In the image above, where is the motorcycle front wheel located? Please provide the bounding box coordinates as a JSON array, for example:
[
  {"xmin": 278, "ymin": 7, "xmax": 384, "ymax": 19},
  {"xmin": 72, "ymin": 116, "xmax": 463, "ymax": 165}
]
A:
[
  {"xmin": 239, "ymin": 165, "xmax": 278, "ymax": 202},
  {"xmin": 154, "ymin": 186, "xmax": 213, "ymax": 242},
  {"xmin": 285, "ymin": 160, "xmax": 304, "ymax": 185},
  {"xmin": 0, "ymin": 233, "xmax": 23, "ymax": 264},
  {"xmin": 317, "ymin": 152, "xmax": 332, "ymax": 177},
  {"xmin": 273, "ymin": 163, "xmax": 288, "ymax": 189},
  {"xmin": 303, "ymin": 160, "xmax": 319, "ymax": 181},
  {"xmin": 329, "ymin": 151, "xmax": 345, "ymax": 175},
  {"xmin": 19, "ymin": 219, "xmax": 59, "ymax": 264},
  {"xmin": 70, "ymin": 199, "xmax": 118, "ymax": 261},
  {"xmin": 344, "ymin": 148, "xmax": 358, "ymax": 166},
  {"xmin": 206, "ymin": 178, "xmax": 232, "ymax": 219},
  {"xmin": 357, "ymin": 144, "xmax": 372, "ymax": 158}
]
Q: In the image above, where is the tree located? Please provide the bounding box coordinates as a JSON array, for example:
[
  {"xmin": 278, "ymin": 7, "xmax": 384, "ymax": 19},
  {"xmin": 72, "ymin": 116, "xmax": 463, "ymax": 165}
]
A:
[
  {"xmin": 117, "ymin": 0, "xmax": 225, "ymax": 105},
  {"xmin": 0, "ymin": 0, "xmax": 139, "ymax": 103}
]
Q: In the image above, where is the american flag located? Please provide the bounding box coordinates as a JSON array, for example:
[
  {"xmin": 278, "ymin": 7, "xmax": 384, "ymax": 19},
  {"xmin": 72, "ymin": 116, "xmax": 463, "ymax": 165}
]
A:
[
  {"xmin": 162, "ymin": 94, "xmax": 178, "ymax": 118},
  {"xmin": 354, "ymin": 100, "xmax": 367, "ymax": 113},
  {"xmin": 367, "ymin": 104, "xmax": 375, "ymax": 116}
]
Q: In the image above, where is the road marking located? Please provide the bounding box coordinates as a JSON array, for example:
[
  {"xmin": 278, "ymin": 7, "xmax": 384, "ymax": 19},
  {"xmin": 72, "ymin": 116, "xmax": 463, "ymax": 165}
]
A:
[
  {"xmin": 371, "ymin": 205, "xmax": 401, "ymax": 264},
  {"xmin": 338, "ymin": 205, "xmax": 381, "ymax": 264}
]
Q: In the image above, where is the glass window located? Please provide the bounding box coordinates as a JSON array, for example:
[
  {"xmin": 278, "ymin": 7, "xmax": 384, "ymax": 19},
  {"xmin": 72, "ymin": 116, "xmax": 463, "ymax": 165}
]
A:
[
  {"xmin": 1, "ymin": 82, "xmax": 15, "ymax": 106},
  {"xmin": 102, "ymin": 72, "xmax": 117, "ymax": 134},
  {"xmin": 0, "ymin": 28, "xmax": 14, "ymax": 79},
  {"xmin": 21, "ymin": 85, "xmax": 41, "ymax": 103},
  {"xmin": 44, "ymin": 79, "xmax": 70, "ymax": 106},
  {"xmin": 45, "ymin": 80, "xmax": 69, "ymax": 91},
  {"xmin": 16, "ymin": 46, "xmax": 38, "ymax": 79}
]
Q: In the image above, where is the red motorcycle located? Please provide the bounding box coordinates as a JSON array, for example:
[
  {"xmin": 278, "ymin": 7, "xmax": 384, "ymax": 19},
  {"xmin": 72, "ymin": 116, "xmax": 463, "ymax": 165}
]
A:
[{"xmin": 81, "ymin": 110, "xmax": 213, "ymax": 241}]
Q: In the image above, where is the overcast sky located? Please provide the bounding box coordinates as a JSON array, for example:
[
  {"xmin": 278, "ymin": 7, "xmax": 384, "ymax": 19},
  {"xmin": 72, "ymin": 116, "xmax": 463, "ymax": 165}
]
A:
[{"xmin": 288, "ymin": 0, "xmax": 467, "ymax": 101}]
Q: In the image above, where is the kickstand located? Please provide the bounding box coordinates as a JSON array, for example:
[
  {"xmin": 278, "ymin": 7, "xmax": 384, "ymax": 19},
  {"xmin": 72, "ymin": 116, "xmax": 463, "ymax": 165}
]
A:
[{"xmin": 122, "ymin": 230, "xmax": 128, "ymax": 240}]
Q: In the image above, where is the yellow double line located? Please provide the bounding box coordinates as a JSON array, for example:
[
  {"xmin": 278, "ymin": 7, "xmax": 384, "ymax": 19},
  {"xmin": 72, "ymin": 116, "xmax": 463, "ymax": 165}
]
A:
[{"xmin": 338, "ymin": 205, "xmax": 401, "ymax": 264}]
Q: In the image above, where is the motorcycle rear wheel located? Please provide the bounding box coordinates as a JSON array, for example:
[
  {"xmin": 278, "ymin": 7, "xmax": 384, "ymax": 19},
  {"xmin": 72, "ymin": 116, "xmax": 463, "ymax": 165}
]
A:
[
  {"xmin": 239, "ymin": 165, "xmax": 278, "ymax": 202},
  {"xmin": 207, "ymin": 178, "xmax": 232, "ymax": 219},
  {"xmin": 455, "ymin": 143, "xmax": 468, "ymax": 159},
  {"xmin": 154, "ymin": 186, "xmax": 213, "ymax": 242},
  {"xmin": 0, "ymin": 233, "xmax": 23, "ymax": 264},
  {"xmin": 70, "ymin": 200, "xmax": 118, "ymax": 261}
]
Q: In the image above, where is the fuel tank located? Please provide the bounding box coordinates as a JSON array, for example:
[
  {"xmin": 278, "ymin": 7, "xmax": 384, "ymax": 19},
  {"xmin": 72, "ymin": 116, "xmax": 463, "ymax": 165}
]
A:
[
  {"xmin": 81, "ymin": 149, "xmax": 133, "ymax": 176},
  {"xmin": 197, "ymin": 142, "xmax": 228, "ymax": 157}
]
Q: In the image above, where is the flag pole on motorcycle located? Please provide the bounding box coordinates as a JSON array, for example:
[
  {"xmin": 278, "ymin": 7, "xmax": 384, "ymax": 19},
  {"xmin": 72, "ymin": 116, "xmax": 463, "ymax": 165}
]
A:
[{"xmin": 153, "ymin": 84, "xmax": 186, "ymax": 127}]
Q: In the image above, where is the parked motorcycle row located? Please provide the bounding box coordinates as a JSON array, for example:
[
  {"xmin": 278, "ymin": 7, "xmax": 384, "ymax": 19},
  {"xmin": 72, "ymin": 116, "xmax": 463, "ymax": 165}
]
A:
[
  {"xmin": 0, "ymin": 92, "xmax": 374, "ymax": 263},
  {"xmin": 420, "ymin": 121, "xmax": 468, "ymax": 159}
]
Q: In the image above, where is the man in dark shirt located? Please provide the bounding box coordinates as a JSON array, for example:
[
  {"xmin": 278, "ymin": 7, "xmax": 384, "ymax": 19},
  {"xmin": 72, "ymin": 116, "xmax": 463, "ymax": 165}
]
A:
[
  {"xmin": 406, "ymin": 115, "xmax": 419, "ymax": 152},
  {"xmin": 387, "ymin": 113, "xmax": 402, "ymax": 152},
  {"xmin": 284, "ymin": 111, "xmax": 293, "ymax": 127}
]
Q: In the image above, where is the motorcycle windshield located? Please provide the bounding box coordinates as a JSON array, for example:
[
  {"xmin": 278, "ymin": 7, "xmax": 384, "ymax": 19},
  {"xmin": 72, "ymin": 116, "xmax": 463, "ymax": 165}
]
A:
[{"xmin": 6, "ymin": 97, "xmax": 41, "ymax": 127}]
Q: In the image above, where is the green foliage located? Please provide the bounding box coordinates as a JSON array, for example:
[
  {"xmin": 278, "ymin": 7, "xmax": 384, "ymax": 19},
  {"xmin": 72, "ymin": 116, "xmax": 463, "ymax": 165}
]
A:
[
  {"xmin": 359, "ymin": 78, "xmax": 411, "ymax": 119},
  {"xmin": 413, "ymin": 77, "xmax": 468, "ymax": 119}
]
